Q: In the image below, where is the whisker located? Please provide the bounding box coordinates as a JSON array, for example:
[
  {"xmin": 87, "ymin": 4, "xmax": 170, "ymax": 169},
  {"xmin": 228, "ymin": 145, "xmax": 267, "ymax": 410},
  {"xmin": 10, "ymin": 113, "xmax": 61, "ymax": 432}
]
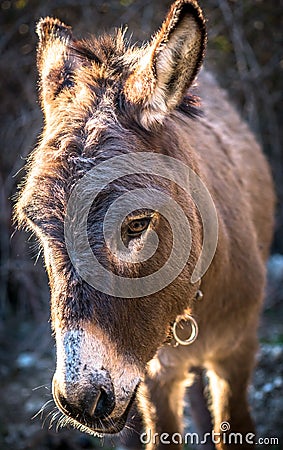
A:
[
  {"xmin": 42, "ymin": 408, "xmax": 57, "ymax": 428},
  {"xmin": 49, "ymin": 410, "xmax": 61, "ymax": 429},
  {"xmin": 32, "ymin": 384, "xmax": 50, "ymax": 391},
  {"xmin": 56, "ymin": 413, "xmax": 67, "ymax": 432},
  {"xmin": 34, "ymin": 247, "xmax": 43, "ymax": 265},
  {"xmin": 125, "ymin": 423, "xmax": 138, "ymax": 433},
  {"xmin": 31, "ymin": 399, "xmax": 54, "ymax": 420}
]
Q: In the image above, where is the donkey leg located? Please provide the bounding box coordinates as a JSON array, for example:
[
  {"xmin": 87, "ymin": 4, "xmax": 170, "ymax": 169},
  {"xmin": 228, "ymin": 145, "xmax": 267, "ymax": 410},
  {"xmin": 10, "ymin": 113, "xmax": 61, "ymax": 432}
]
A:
[
  {"xmin": 187, "ymin": 367, "xmax": 215, "ymax": 450},
  {"xmin": 138, "ymin": 360, "xmax": 189, "ymax": 450},
  {"xmin": 207, "ymin": 337, "xmax": 257, "ymax": 450}
]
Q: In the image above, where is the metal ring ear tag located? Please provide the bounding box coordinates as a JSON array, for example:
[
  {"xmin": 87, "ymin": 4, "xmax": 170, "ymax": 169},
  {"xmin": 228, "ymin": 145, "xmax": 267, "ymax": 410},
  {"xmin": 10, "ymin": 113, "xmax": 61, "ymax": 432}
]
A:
[{"xmin": 172, "ymin": 314, "xmax": 199, "ymax": 346}]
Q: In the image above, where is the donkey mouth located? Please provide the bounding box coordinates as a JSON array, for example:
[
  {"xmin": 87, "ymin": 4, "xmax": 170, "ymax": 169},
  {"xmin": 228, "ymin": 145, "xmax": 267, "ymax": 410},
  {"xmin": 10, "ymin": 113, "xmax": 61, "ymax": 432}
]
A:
[
  {"xmin": 57, "ymin": 387, "xmax": 138, "ymax": 435},
  {"xmin": 86, "ymin": 388, "xmax": 137, "ymax": 435},
  {"xmin": 88, "ymin": 389, "xmax": 137, "ymax": 435}
]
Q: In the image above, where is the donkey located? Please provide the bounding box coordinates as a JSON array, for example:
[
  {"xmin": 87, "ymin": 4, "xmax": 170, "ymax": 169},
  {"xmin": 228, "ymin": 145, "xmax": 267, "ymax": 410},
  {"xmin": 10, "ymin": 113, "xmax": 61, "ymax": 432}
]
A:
[{"xmin": 16, "ymin": 0, "xmax": 275, "ymax": 449}]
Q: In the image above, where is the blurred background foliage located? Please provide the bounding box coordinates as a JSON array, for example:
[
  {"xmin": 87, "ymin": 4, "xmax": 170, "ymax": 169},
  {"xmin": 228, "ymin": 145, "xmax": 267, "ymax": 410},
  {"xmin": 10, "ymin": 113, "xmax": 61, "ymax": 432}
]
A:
[{"xmin": 0, "ymin": 0, "xmax": 282, "ymax": 449}]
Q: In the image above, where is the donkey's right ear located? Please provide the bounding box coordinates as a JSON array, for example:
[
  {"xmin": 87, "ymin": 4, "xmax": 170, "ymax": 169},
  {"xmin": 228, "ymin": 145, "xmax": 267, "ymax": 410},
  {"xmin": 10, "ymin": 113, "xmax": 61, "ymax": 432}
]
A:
[{"xmin": 36, "ymin": 17, "xmax": 75, "ymax": 113}]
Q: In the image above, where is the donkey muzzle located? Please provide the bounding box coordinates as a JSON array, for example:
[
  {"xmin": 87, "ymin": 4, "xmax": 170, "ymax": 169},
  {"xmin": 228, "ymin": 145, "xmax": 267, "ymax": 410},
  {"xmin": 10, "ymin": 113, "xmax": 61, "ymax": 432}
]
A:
[
  {"xmin": 53, "ymin": 328, "xmax": 141, "ymax": 433},
  {"xmin": 52, "ymin": 370, "xmax": 116, "ymax": 421}
]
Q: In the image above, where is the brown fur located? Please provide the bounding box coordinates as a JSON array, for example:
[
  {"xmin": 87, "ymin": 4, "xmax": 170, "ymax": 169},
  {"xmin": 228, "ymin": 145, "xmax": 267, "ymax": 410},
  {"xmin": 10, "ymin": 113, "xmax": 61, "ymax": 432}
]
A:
[{"xmin": 16, "ymin": 1, "xmax": 275, "ymax": 449}]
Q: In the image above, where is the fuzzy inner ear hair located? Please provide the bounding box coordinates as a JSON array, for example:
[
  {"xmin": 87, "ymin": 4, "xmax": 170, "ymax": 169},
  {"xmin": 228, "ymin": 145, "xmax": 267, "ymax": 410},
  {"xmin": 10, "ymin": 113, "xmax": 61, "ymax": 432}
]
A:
[
  {"xmin": 36, "ymin": 17, "xmax": 75, "ymax": 114},
  {"xmin": 153, "ymin": 0, "xmax": 207, "ymax": 91},
  {"xmin": 124, "ymin": 0, "xmax": 207, "ymax": 129},
  {"xmin": 36, "ymin": 17, "xmax": 72, "ymax": 44}
]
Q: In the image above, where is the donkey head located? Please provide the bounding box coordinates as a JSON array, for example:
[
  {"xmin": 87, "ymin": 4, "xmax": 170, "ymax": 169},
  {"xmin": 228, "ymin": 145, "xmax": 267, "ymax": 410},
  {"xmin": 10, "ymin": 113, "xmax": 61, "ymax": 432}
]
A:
[{"xmin": 17, "ymin": 0, "xmax": 206, "ymax": 435}]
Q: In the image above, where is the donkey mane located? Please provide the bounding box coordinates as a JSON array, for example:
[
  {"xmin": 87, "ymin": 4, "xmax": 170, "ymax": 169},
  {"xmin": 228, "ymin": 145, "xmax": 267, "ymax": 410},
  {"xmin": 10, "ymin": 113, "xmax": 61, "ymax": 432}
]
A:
[{"xmin": 61, "ymin": 29, "xmax": 202, "ymax": 122}]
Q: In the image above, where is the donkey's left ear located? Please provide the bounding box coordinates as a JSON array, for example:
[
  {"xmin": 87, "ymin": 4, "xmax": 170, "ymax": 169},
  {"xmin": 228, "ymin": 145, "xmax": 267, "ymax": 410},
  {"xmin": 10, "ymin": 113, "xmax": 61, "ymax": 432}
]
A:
[
  {"xmin": 36, "ymin": 17, "xmax": 75, "ymax": 114},
  {"xmin": 124, "ymin": 0, "xmax": 206, "ymax": 129}
]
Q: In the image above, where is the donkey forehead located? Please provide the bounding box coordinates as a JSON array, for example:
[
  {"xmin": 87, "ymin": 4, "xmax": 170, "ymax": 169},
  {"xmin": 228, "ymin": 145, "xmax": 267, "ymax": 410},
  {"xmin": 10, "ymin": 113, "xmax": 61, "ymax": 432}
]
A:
[
  {"xmin": 19, "ymin": 107, "xmax": 178, "ymax": 241},
  {"xmin": 42, "ymin": 36, "xmax": 138, "ymax": 115},
  {"xmin": 21, "ymin": 142, "xmax": 159, "ymax": 238}
]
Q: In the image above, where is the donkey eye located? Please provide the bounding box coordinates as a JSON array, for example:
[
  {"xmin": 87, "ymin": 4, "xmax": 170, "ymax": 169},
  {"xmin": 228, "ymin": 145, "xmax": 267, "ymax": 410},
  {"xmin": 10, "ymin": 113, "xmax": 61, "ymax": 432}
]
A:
[{"xmin": 127, "ymin": 217, "xmax": 151, "ymax": 237}]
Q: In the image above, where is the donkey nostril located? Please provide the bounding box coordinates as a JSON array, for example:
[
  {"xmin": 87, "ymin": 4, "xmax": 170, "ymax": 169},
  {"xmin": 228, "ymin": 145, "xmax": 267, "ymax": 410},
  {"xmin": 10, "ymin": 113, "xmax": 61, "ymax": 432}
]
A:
[
  {"xmin": 89, "ymin": 387, "xmax": 115, "ymax": 418},
  {"xmin": 89, "ymin": 388, "xmax": 102, "ymax": 417},
  {"xmin": 52, "ymin": 375, "xmax": 115, "ymax": 421}
]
